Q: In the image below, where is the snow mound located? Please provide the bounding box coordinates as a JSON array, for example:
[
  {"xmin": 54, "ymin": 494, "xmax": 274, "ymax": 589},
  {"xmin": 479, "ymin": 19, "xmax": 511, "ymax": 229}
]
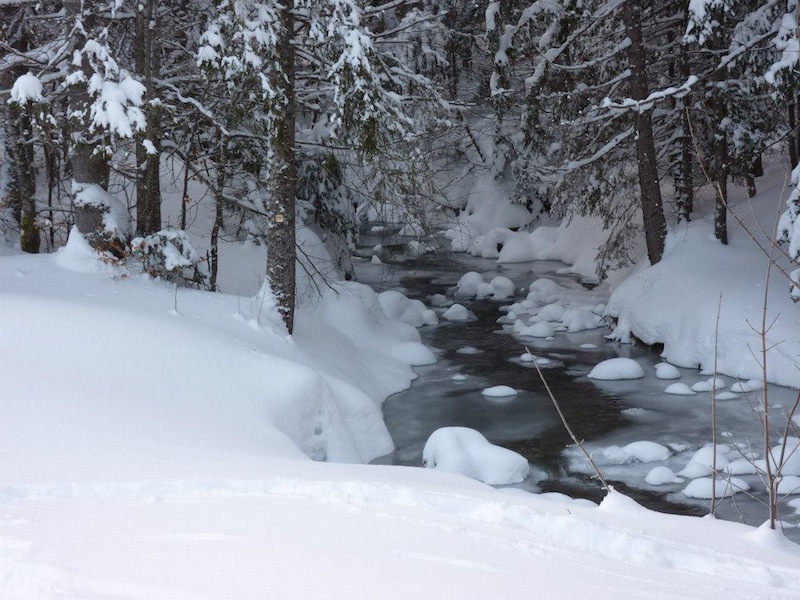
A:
[
  {"xmin": 559, "ymin": 308, "xmax": 603, "ymax": 332},
  {"xmin": 456, "ymin": 345, "xmax": 482, "ymax": 355},
  {"xmin": 388, "ymin": 342, "xmax": 436, "ymax": 366},
  {"xmin": 422, "ymin": 427, "xmax": 529, "ymax": 485},
  {"xmin": 514, "ymin": 319, "xmax": 556, "ymax": 338},
  {"xmin": 442, "ymin": 304, "xmax": 474, "ymax": 322},
  {"xmin": 53, "ymin": 228, "xmax": 119, "ymax": 275},
  {"xmin": 691, "ymin": 377, "xmax": 726, "ymax": 392},
  {"xmin": 600, "ymin": 441, "xmax": 671, "ymax": 464},
  {"xmin": 588, "ymin": 358, "xmax": 644, "ymax": 380},
  {"xmin": 678, "ymin": 446, "xmax": 730, "ymax": 479},
  {"xmin": 482, "ymin": 385, "xmax": 518, "ymax": 398},
  {"xmin": 532, "ymin": 302, "xmax": 565, "ymax": 322},
  {"xmin": 655, "ymin": 362, "xmax": 681, "ymax": 380},
  {"xmin": 646, "ymin": 466, "xmax": 683, "ymax": 485},
  {"xmin": 665, "ymin": 382, "xmax": 696, "ymax": 395},
  {"xmin": 429, "ymin": 293, "xmax": 452, "ymax": 307},
  {"xmin": 683, "ymin": 477, "xmax": 750, "ymax": 499},
  {"xmin": 378, "ymin": 290, "xmax": 438, "ymax": 327},
  {"xmin": 714, "ymin": 391, "xmax": 739, "ymax": 400},
  {"xmin": 454, "ymin": 271, "xmax": 485, "ymax": 299},
  {"xmin": 527, "ymin": 278, "xmax": 564, "ymax": 305}
]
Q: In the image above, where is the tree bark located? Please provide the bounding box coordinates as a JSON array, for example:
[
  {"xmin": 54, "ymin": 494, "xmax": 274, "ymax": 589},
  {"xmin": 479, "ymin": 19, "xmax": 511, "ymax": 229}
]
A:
[
  {"xmin": 267, "ymin": 3, "xmax": 298, "ymax": 334},
  {"xmin": 6, "ymin": 99, "xmax": 39, "ymax": 252},
  {"xmin": 134, "ymin": 0, "xmax": 162, "ymax": 236},
  {"xmin": 623, "ymin": 0, "xmax": 666, "ymax": 264}
]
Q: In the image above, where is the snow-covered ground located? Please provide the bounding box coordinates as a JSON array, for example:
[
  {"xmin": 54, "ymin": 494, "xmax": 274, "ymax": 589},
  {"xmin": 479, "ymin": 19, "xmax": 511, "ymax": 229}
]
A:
[
  {"xmin": 5, "ymin": 149, "xmax": 800, "ymax": 597},
  {"xmin": 3, "ymin": 226, "xmax": 800, "ymax": 598}
]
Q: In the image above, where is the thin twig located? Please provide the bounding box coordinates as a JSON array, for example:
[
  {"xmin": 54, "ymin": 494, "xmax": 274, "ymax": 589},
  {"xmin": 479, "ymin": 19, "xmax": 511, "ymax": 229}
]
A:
[{"xmin": 527, "ymin": 346, "xmax": 610, "ymax": 491}]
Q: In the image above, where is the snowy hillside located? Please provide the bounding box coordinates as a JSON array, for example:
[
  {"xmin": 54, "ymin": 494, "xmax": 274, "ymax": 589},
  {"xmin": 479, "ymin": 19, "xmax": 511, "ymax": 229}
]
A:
[{"xmin": 2, "ymin": 228, "xmax": 800, "ymax": 599}]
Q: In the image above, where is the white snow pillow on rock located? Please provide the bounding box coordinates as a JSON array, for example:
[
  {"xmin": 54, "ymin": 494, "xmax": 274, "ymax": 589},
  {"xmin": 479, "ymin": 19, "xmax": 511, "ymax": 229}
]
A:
[
  {"xmin": 422, "ymin": 427, "xmax": 529, "ymax": 485},
  {"xmin": 588, "ymin": 357, "xmax": 644, "ymax": 380}
]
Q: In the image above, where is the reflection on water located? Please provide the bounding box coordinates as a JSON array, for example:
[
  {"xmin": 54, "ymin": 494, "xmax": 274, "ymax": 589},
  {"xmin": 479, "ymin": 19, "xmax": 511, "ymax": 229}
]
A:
[{"xmin": 359, "ymin": 236, "xmax": 800, "ymax": 541}]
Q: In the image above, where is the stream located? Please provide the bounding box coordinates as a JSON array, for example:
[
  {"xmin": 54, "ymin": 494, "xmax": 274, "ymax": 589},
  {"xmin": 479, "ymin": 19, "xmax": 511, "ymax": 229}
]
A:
[{"xmin": 357, "ymin": 231, "xmax": 800, "ymax": 540}]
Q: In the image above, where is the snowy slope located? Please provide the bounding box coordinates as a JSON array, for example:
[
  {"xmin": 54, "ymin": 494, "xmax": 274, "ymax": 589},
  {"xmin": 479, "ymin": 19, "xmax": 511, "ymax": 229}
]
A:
[
  {"xmin": 2, "ymin": 231, "xmax": 800, "ymax": 598},
  {"xmin": 607, "ymin": 172, "xmax": 800, "ymax": 388}
]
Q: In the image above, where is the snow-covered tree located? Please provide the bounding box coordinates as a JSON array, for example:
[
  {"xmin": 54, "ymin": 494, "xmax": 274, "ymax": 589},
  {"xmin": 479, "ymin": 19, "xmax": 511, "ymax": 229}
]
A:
[{"xmin": 196, "ymin": 0, "xmax": 448, "ymax": 331}]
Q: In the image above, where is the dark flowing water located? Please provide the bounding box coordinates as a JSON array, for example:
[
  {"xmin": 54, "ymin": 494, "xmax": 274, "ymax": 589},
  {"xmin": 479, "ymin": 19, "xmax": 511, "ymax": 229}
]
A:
[{"xmin": 358, "ymin": 234, "xmax": 800, "ymax": 534}]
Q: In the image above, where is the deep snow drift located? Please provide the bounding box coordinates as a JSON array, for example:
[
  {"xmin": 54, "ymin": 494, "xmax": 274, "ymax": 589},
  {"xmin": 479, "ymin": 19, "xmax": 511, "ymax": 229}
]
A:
[{"xmin": 3, "ymin": 229, "xmax": 800, "ymax": 599}]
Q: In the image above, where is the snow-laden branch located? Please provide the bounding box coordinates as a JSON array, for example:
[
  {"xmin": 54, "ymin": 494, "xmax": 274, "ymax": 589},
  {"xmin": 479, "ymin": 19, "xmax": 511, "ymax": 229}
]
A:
[
  {"xmin": 601, "ymin": 75, "xmax": 698, "ymax": 113},
  {"xmin": 563, "ymin": 127, "xmax": 634, "ymax": 171}
]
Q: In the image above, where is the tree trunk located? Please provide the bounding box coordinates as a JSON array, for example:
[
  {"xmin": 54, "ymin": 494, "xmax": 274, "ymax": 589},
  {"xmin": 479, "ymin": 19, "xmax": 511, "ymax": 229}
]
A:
[
  {"xmin": 623, "ymin": 0, "xmax": 666, "ymax": 264},
  {"xmin": 7, "ymin": 103, "xmax": 39, "ymax": 253},
  {"xmin": 134, "ymin": 0, "xmax": 162, "ymax": 236},
  {"xmin": 673, "ymin": 16, "xmax": 693, "ymax": 223},
  {"xmin": 66, "ymin": 0, "xmax": 127, "ymax": 254},
  {"xmin": 267, "ymin": 2, "xmax": 298, "ymax": 334},
  {"xmin": 790, "ymin": 102, "xmax": 798, "ymax": 169}
]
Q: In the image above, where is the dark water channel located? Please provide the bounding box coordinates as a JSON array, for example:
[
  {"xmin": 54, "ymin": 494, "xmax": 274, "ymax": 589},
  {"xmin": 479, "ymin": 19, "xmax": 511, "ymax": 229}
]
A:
[
  {"xmin": 357, "ymin": 230, "xmax": 800, "ymax": 541},
  {"xmin": 360, "ymin": 243, "xmax": 708, "ymax": 516}
]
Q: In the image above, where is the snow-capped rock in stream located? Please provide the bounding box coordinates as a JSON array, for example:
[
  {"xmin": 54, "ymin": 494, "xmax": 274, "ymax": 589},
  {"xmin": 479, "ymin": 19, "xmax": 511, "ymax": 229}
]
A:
[
  {"xmin": 422, "ymin": 427, "xmax": 529, "ymax": 485},
  {"xmin": 587, "ymin": 357, "xmax": 644, "ymax": 380},
  {"xmin": 442, "ymin": 303, "xmax": 474, "ymax": 322}
]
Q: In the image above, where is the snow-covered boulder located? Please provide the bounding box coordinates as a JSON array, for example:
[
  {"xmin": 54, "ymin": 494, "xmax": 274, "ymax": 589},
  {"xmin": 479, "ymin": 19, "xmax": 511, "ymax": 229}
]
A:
[
  {"xmin": 482, "ymin": 385, "xmax": 518, "ymax": 398},
  {"xmin": 454, "ymin": 271, "xmax": 485, "ymax": 299},
  {"xmin": 514, "ymin": 320, "xmax": 556, "ymax": 338},
  {"xmin": 683, "ymin": 477, "xmax": 750, "ymax": 499},
  {"xmin": 664, "ymin": 382, "xmax": 695, "ymax": 395},
  {"xmin": 559, "ymin": 308, "xmax": 603, "ymax": 332},
  {"xmin": 588, "ymin": 358, "xmax": 644, "ymax": 380},
  {"xmin": 526, "ymin": 278, "xmax": 564, "ymax": 305},
  {"xmin": 599, "ymin": 441, "xmax": 670, "ymax": 464},
  {"xmin": 378, "ymin": 290, "xmax": 438, "ymax": 328},
  {"xmin": 422, "ymin": 427, "xmax": 529, "ymax": 485},
  {"xmin": 442, "ymin": 304, "xmax": 474, "ymax": 322},
  {"xmin": 691, "ymin": 377, "xmax": 726, "ymax": 392},
  {"xmin": 655, "ymin": 362, "xmax": 681, "ymax": 380},
  {"xmin": 646, "ymin": 466, "xmax": 683, "ymax": 485}
]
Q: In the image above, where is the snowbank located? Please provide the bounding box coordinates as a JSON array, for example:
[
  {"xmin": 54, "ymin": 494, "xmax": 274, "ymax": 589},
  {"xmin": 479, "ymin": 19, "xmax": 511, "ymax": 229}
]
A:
[{"xmin": 607, "ymin": 217, "xmax": 800, "ymax": 388}]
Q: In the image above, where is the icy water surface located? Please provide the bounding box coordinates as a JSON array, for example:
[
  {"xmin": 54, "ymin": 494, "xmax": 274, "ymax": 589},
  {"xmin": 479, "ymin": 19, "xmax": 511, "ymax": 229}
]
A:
[{"xmin": 358, "ymin": 236, "xmax": 800, "ymax": 540}]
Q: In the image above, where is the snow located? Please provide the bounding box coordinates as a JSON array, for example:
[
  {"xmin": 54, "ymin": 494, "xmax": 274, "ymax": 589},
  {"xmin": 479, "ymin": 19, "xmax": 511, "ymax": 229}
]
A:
[
  {"xmin": 422, "ymin": 427, "xmax": 529, "ymax": 484},
  {"xmin": 454, "ymin": 271, "xmax": 484, "ymax": 299},
  {"xmin": 683, "ymin": 477, "xmax": 751, "ymax": 499},
  {"xmin": 655, "ymin": 362, "xmax": 681, "ymax": 379},
  {"xmin": 646, "ymin": 466, "xmax": 683, "ymax": 485},
  {"xmin": 588, "ymin": 357, "xmax": 645, "ymax": 380},
  {"xmin": 606, "ymin": 181, "xmax": 800, "ymax": 388},
  {"xmin": 513, "ymin": 319, "xmax": 556, "ymax": 338},
  {"xmin": 9, "ymin": 72, "xmax": 44, "ymax": 104},
  {"xmin": 665, "ymin": 382, "xmax": 696, "ymax": 395},
  {"xmin": 691, "ymin": 376, "xmax": 727, "ymax": 392},
  {"xmin": 456, "ymin": 345, "xmax": 482, "ymax": 354},
  {"xmin": 378, "ymin": 290, "xmax": 438, "ymax": 327},
  {"xmin": 441, "ymin": 303, "xmax": 473, "ymax": 321},
  {"xmin": 482, "ymin": 385, "xmax": 518, "ymax": 398},
  {"xmin": 6, "ymin": 163, "xmax": 800, "ymax": 598},
  {"xmin": 599, "ymin": 441, "xmax": 671, "ymax": 464},
  {"xmin": 3, "ymin": 250, "xmax": 800, "ymax": 599}
]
